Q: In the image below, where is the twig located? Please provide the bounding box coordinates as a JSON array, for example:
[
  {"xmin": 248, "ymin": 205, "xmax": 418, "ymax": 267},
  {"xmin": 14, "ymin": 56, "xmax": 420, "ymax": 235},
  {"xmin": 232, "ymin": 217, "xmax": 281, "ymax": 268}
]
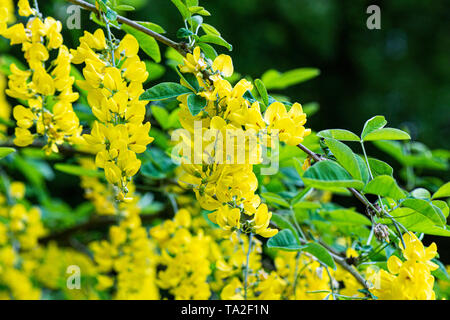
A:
[
  {"xmin": 67, "ymin": 0, "xmax": 188, "ymax": 56},
  {"xmin": 39, "ymin": 212, "xmax": 160, "ymax": 244},
  {"xmin": 0, "ymin": 140, "xmax": 93, "ymax": 157},
  {"xmin": 298, "ymin": 143, "xmax": 380, "ymax": 215}
]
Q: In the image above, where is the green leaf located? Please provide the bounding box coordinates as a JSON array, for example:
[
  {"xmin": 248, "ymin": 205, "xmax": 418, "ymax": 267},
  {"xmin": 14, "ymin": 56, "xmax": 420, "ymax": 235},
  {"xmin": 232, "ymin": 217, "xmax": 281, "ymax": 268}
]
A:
[
  {"xmin": 198, "ymin": 34, "xmax": 232, "ymax": 51},
  {"xmin": 432, "ymin": 182, "xmax": 450, "ymax": 199},
  {"xmin": 144, "ymin": 61, "xmax": 165, "ymax": 82},
  {"xmin": 270, "ymin": 213, "xmax": 300, "ymax": 244},
  {"xmin": 361, "ymin": 116, "xmax": 387, "ymax": 140},
  {"xmin": 187, "ymin": 93, "xmax": 207, "ymax": 116},
  {"xmin": 317, "ymin": 129, "xmax": 360, "ymax": 142},
  {"xmin": 121, "ymin": 24, "xmax": 160, "ymax": 62},
  {"xmin": 243, "ymin": 90, "xmax": 257, "ymax": 104},
  {"xmin": 267, "ymin": 229, "xmax": 304, "ymax": 251},
  {"xmin": 261, "ymin": 68, "xmax": 320, "ymax": 90},
  {"xmin": 188, "ymin": 15, "xmax": 203, "ymax": 30},
  {"xmin": 302, "ymin": 102, "xmax": 319, "ymax": 117},
  {"xmin": 386, "ymin": 207, "xmax": 450, "ymax": 237},
  {"xmin": 261, "ymin": 192, "xmax": 290, "ymax": 208},
  {"xmin": 140, "ymin": 162, "xmax": 166, "ymax": 179},
  {"xmin": 355, "ymin": 155, "xmax": 370, "ymax": 184},
  {"xmin": 54, "ymin": 164, "xmax": 102, "ymax": 178},
  {"xmin": 201, "ymin": 23, "xmax": 221, "ymax": 36},
  {"xmin": 176, "ymin": 27, "xmax": 194, "ymax": 39},
  {"xmin": 431, "ymin": 259, "xmax": 450, "ymax": 281},
  {"xmin": 171, "ymin": 0, "xmax": 190, "ymax": 19},
  {"xmin": 433, "ymin": 200, "xmax": 449, "ymax": 218},
  {"xmin": 176, "ymin": 66, "xmax": 200, "ymax": 92},
  {"xmin": 254, "ymin": 79, "xmax": 268, "ymax": 106},
  {"xmin": 319, "ymin": 209, "xmax": 371, "ymax": 226},
  {"xmin": 363, "ymin": 128, "xmax": 411, "ymax": 142},
  {"xmin": 363, "ymin": 175, "xmax": 406, "ymax": 200},
  {"xmin": 325, "ymin": 138, "xmax": 361, "ymax": 180},
  {"xmin": 140, "ymin": 82, "xmax": 192, "ymax": 101},
  {"xmin": 137, "ymin": 21, "xmax": 166, "ymax": 34},
  {"xmin": 411, "ymin": 188, "xmax": 431, "ymax": 199},
  {"xmin": 151, "ymin": 106, "xmax": 170, "ymax": 129},
  {"xmin": 197, "ymin": 42, "xmax": 217, "ymax": 60},
  {"xmin": 114, "ymin": 4, "xmax": 135, "ymax": 11},
  {"xmin": 401, "ymin": 199, "xmax": 446, "ymax": 226},
  {"xmin": 105, "ymin": 8, "xmax": 118, "ymax": 22},
  {"xmin": 188, "ymin": 6, "xmax": 210, "ymax": 16},
  {"xmin": 168, "ymin": 109, "xmax": 181, "ymax": 128},
  {"xmin": 0, "ymin": 147, "xmax": 15, "ymax": 159},
  {"xmin": 303, "ymin": 242, "xmax": 336, "ymax": 270},
  {"xmin": 302, "ymin": 160, "xmax": 365, "ymax": 190},
  {"xmin": 367, "ymin": 158, "xmax": 393, "ymax": 177}
]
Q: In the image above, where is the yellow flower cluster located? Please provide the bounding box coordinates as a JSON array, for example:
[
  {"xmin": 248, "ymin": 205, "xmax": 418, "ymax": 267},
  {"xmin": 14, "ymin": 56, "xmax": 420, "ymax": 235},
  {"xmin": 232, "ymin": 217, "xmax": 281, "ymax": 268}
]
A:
[
  {"xmin": 25, "ymin": 242, "xmax": 99, "ymax": 299},
  {"xmin": 367, "ymin": 232, "xmax": 438, "ymax": 300},
  {"xmin": 151, "ymin": 209, "xmax": 212, "ymax": 299},
  {"xmin": 72, "ymin": 29, "xmax": 153, "ymax": 200},
  {"xmin": 0, "ymin": 181, "xmax": 44, "ymax": 299},
  {"xmin": 1, "ymin": 0, "xmax": 82, "ymax": 155},
  {"xmin": 79, "ymin": 158, "xmax": 140, "ymax": 215},
  {"xmin": 177, "ymin": 47, "xmax": 310, "ymax": 238},
  {"xmin": 0, "ymin": 183, "xmax": 45, "ymax": 250},
  {"xmin": 90, "ymin": 215, "xmax": 159, "ymax": 299},
  {"xmin": 0, "ymin": 246, "xmax": 40, "ymax": 299}
]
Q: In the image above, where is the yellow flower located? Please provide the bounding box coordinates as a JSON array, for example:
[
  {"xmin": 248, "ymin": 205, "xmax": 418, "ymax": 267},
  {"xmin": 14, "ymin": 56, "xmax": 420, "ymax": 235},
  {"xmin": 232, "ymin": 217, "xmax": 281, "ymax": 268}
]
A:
[
  {"xmin": 212, "ymin": 54, "xmax": 233, "ymax": 78},
  {"xmin": 10, "ymin": 181, "xmax": 26, "ymax": 199},
  {"xmin": 252, "ymin": 204, "xmax": 278, "ymax": 238},
  {"xmin": 18, "ymin": 0, "xmax": 34, "ymax": 17}
]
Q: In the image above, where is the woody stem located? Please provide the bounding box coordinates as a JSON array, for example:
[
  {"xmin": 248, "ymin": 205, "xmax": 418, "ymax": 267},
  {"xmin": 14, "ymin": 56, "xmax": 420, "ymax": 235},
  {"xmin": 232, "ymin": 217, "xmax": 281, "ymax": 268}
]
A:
[{"xmin": 67, "ymin": 0, "xmax": 188, "ymax": 56}]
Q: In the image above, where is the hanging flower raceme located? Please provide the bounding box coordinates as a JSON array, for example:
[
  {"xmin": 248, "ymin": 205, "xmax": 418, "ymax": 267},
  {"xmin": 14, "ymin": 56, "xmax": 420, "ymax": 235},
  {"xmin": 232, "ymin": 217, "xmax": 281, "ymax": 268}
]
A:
[
  {"xmin": 176, "ymin": 46, "xmax": 312, "ymax": 239},
  {"xmin": 1, "ymin": 0, "xmax": 82, "ymax": 155},
  {"xmin": 71, "ymin": 29, "xmax": 154, "ymax": 200},
  {"xmin": 367, "ymin": 232, "xmax": 438, "ymax": 300}
]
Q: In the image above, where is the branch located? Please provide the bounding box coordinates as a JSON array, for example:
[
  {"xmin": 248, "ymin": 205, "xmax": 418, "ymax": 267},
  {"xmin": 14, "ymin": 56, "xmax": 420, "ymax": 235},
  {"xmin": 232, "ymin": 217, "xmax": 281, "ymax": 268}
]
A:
[
  {"xmin": 297, "ymin": 143, "xmax": 379, "ymax": 215},
  {"xmin": 294, "ymin": 236, "xmax": 370, "ymax": 290},
  {"xmin": 67, "ymin": 0, "xmax": 189, "ymax": 56},
  {"xmin": 0, "ymin": 140, "xmax": 93, "ymax": 157},
  {"xmin": 39, "ymin": 212, "xmax": 160, "ymax": 244}
]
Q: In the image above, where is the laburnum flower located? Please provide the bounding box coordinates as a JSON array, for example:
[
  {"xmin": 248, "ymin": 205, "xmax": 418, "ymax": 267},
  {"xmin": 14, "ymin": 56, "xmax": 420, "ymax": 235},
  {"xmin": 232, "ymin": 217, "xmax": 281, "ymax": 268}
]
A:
[
  {"xmin": 367, "ymin": 232, "xmax": 438, "ymax": 300},
  {"xmin": 180, "ymin": 46, "xmax": 207, "ymax": 76},
  {"xmin": 17, "ymin": 0, "xmax": 34, "ymax": 17},
  {"xmin": 72, "ymin": 30, "xmax": 153, "ymax": 200},
  {"xmin": 0, "ymin": 0, "xmax": 15, "ymax": 34},
  {"xmin": 176, "ymin": 46, "xmax": 289, "ymax": 239},
  {"xmin": 208, "ymin": 205, "xmax": 241, "ymax": 231},
  {"xmin": 264, "ymin": 101, "xmax": 311, "ymax": 146},
  {"xmin": 1, "ymin": 3, "xmax": 82, "ymax": 155},
  {"xmin": 8, "ymin": 203, "xmax": 45, "ymax": 249},
  {"xmin": 251, "ymin": 204, "xmax": 278, "ymax": 237},
  {"xmin": 90, "ymin": 214, "xmax": 159, "ymax": 299}
]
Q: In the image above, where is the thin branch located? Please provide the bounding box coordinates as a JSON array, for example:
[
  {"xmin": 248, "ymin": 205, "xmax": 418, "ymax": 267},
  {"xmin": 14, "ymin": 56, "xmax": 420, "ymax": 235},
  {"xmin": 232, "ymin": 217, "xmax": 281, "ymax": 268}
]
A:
[
  {"xmin": 0, "ymin": 140, "xmax": 93, "ymax": 157},
  {"xmin": 67, "ymin": 0, "xmax": 189, "ymax": 56},
  {"xmin": 297, "ymin": 143, "xmax": 379, "ymax": 215},
  {"xmin": 39, "ymin": 212, "xmax": 160, "ymax": 244}
]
